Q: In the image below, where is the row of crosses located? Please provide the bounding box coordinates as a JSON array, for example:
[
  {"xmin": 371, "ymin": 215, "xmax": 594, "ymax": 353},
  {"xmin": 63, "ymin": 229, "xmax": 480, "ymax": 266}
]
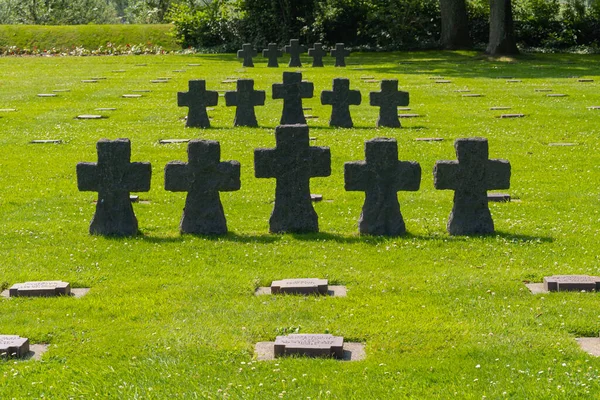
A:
[
  {"xmin": 77, "ymin": 128, "xmax": 511, "ymax": 237},
  {"xmin": 238, "ymin": 40, "xmax": 351, "ymax": 68},
  {"xmin": 178, "ymin": 73, "xmax": 408, "ymax": 129}
]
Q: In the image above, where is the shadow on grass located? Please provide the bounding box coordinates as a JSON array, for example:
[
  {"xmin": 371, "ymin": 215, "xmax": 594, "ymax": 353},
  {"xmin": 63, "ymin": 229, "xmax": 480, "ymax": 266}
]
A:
[{"xmin": 196, "ymin": 50, "xmax": 600, "ymax": 80}]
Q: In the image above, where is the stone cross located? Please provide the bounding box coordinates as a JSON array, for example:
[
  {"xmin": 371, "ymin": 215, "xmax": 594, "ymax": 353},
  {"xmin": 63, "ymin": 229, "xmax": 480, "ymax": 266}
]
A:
[
  {"xmin": 177, "ymin": 80, "xmax": 218, "ymax": 128},
  {"xmin": 272, "ymin": 72, "xmax": 314, "ymax": 125},
  {"xmin": 284, "ymin": 39, "xmax": 306, "ymax": 67},
  {"xmin": 434, "ymin": 138, "xmax": 511, "ymax": 235},
  {"xmin": 165, "ymin": 140, "xmax": 240, "ymax": 235},
  {"xmin": 330, "ymin": 43, "xmax": 350, "ymax": 67},
  {"xmin": 345, "ymin": 138, "xmax": 421, "ymax": 236},
  {"xmin": 369, "ymin": 80, "xmax": 409, "ymax": 128},
  {"xmin": 321, "ymin": 78, "xmax": 361, "ymax": 128},
  {"xmin": 254, "ymin": 124, "xmax": 331, "ymax": 233},
  {"xmin": 77, "ymin": 139, "xmax": 151, "ymax": 236},
  {"xmin": 308, "ymin": 43, "xmax": 326, "ymax": 67},
  {"xmin": 224, "ymin": 79, "xmax": 266, "ymax": 127},
  {"xmin": 237, "ymin": 43, "xmax": 257, "ymax": 67},
  {"xmin": 262, "ymin": 43, "xmax": 282, "ymax": 67}
]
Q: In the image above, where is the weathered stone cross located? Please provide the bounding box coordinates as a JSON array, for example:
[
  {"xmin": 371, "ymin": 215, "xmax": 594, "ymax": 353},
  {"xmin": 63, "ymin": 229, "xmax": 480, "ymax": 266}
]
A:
[
  {"xmin": 262, "ymin": 43, "xmax": 282, "ymax": 67},
  {"xmin": 369, "ymin": 80, "xmax": 409, "ymax": 128},
  {"xmin": 224, "ymin": 79, "xmax": 265, "ymax": 127},
  {"xmin": 321, "ymin": 78, "xmax": 361, "ymax": 128},
  {"xmin": 237, "ymin": 43, "xmax": 257, "ymax": 67},
  {"xmin": 434, "ymin": 138, "xmax": 511, "ymax": 235},
  {"xmin": 272, "ymin": 72, "xmax": 314, "ymax": 125},
  {"xmin": 165, "ymin": 140, "xmax": 240, "ymax": 235},
  {"xmin": 308, "ymin": 43, "xmax": 326, "ymax": 67},
  {"xmin": 77, "ymin": 138, "xmax": 151, "ymax": 236},
  {"xmin": 178, "ymin": 80, "xmax": 218, "ymax": 128},
  {"xmin": 330, "ymin": 43, "xmax": 350, "ymax": 67},
  {"xmin": 254, "ymin": 124, "xmax": 331, "ymax": 233},
  {"xmin": 284, "ymin": 39, "xmax": 306, "ymax": 67},
  {"xmin": 345, "ymin": 138, "xmax": 421, "ymax": 236}
]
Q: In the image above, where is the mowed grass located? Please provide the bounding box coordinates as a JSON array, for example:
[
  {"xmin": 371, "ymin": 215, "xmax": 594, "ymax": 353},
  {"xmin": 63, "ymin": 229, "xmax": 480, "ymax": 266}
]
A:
[{"xmin": 0, "ymin": 51, "xmax": 599, "ymax": 399}]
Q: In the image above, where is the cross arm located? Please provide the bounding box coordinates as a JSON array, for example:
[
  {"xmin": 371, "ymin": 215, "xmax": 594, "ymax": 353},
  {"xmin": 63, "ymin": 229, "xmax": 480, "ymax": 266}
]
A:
[
  {"xmin": 394, "ymin": 161, "xmax": 421, "ymax": 191},
  {"xmin": 300, "ymin": 81, "xmax": 314, "ymax": 98},
  {"xmin": 344, "ymin": 162, "xmax": 368, "ymax": 191},
  {"xmin": 272, "ymin": 83, "xmax": 284, "ymax": 99},
  {"xmin": 252, "ymin": 91, "xmax": 266, "ymax": 105},
  {"xmin": 205, "ymin": 91, "xmax": 219, "ymax": 107},
  {"xmin": 396, "ymin": 91, "xmax": 410, "ymax": 106},
  {"xmin": 164, "ymin": 161, "xmax": 189, "ymax": 192},
  {"xmin": 254, "ymin": 149, "xmax": 276, "ymax": 178},
  {"xmin": 177, "ymin": 91, "xmax": 189, "ymax": 107},
  {"xmin": 224, "ymin": 91, "xmax": 238, "ymax": 106},
  {"xmin": 76, "ymin": 162, "xmax": 98, "ymax": 191},
  {"xmin": 349, "ymin": 90, "xmax": 362, "ymax": 105},
  {"xmin": 320, "ymin": 90, "xmax": 334, "ymax": 105},
  {"xmin": 309, "ymin": 147, "xmax": 331, "ymax": 177},
  {"xmin": 216, "ymin": 161, "xmax": 241, "ymax": 192},
  {"xmin": 433, "ymin": 161, "xmax": 458, "ymax": 190},
  {"xmin": 124, "ymin": 162, "xmax": 152, "ymax": 192},
  {"xmin": 485, "ymin": 159, "xmax": 511, "ymax": 190}
]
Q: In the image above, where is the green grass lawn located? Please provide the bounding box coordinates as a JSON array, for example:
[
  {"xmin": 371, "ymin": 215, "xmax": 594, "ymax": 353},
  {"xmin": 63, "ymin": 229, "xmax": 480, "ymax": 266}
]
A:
[{"xmin": 0, "ymin": 51, "xmax": 599, "ymax": 398}]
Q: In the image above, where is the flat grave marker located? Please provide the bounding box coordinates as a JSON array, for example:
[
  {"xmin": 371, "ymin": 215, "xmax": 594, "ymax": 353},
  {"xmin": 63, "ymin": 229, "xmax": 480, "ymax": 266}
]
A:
[
  {"xmin": 310, "ymin": 194, "xmax": 323, "ymax": 202},
  {"xmin": 0, "ymin": 335, "xmax": 29, "ymax": 358},
  {"xmin": 81, "ymin": 80, "xmax": 98, "ymax": 83},
  {"xmin": 535, "ymin": 89, "xmax": 552, "ymax": 92},
  {"xmin": 545, "ymin": 275, "xmax": 599, "ymax": 292},
  {"xmin": 547, "ymin": 94, "xmax": 568, "ymax": 97},
  {"xmin": 30, "ymin": 140, "xmax": 62, "ymax": 144},
  {"xmin": 132, "ymin": 90, "xmax": 151, "ymax": 93},
  {"xmin": 76, "ymin": 115, "xmax": 106, "ymax": 120},
  {"xmin": 8, "ymin": 281, "xmax": 70, "ymax": 297},
  {"xmin": 160, "ymin": 138, "xmax": 190, "ymax": 144},
  {"xmin": 96, "ymin": 108, "xmax": 117, "ymax": 111},
  {"xmin": 490, "ymin": 107, "xmax": 511, "ymax": 110},
  {"xmin": 398, "ymin": 113, "xmax": 420, "ymax": 118},
  {"xmin": 499, "ymin": 114, "xmax": 525, "ymax": 118},
  {"xmin": 435, "ymin": 80, "xmax": 452, "ymax": 83},
  {"xmin": 274, "ymin": 334, "xmax": 344, "ymax": 359},
  {"xmin": 37, "ymin": 94, "xmax": 57, "ymax": 97},
  {"xmin": 188, "ymin": 63, "xmax": 201, "ymax": 66},
  {"xmin": 122, "ymin": 94, "xmax": 142, "ymax": 98},
  {"xmin": 576, "ymin": 338, "xmax": 600, "ymax": 357},
  {"xmin": 52, "ymin": 89, "xmax": 70, "ymax": 93},
  {"xmin": 151, "ymin": 80, "xmax": 169, "ymax": 83},
  {"xmin": 587, "ymin": 106, "xmax": 600, "ymax": 110},
  {"xmin": 398, "ymin": 107, "xmax": 411, "ymax": 111},
  {"xmin": 578, "ymin": 79, "xmax": 593, "ymax": 82},
  {"xmin": 415, "ymin": 138, "xmax": 444, "ymax": 142},
  {"xmin": 548, "ymin": 142, "xmax": 577, "ymax": 146},
  {"xmin": 272, "ymin": 278, "xmax": 328, "ymax": 295},
  {"xmin": 488, "ymin": 193, "xmax": 511, "ymax": 202},
  {"xmin": 0, "ymin": 108, "xmax": 16, "ymax": 112},
  {"xmin": 506, "ymin": 79, "xmax": 522, "ymax": 83},
  {"xmin": 462, "ymin": 94, "xmax": 483, "ymax": 97}
]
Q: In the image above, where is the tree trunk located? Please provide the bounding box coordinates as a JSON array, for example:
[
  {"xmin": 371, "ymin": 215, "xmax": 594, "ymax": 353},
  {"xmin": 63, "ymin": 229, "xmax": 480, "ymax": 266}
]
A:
[
  {"xmin": 440, "ymin": 0, "xmax": 472, "ymax": 49},
  {"xmin": 486, "ymin": 0, "xmax": 519, "ymax": 55}
]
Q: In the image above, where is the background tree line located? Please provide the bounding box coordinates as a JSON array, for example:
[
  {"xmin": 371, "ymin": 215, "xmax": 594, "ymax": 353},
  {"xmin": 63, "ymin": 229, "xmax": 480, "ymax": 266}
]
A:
[{"xmin": 0, "ymin": 0, "xmax": 599, "ymax": 54}]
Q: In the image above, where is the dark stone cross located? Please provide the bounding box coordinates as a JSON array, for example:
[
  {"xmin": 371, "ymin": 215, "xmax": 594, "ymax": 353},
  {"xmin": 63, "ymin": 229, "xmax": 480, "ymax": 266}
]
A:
[
  {"xmin": 77, "ymin": 139, "xmax": 151, "ymax": 236},
  {"xmin": 272, "ymin": 72, "xmax": 314, "ymax": 125},
  {"xmin": 237, "ymin": 43, "xmax": 257, "ymax": 67},
  {"xmin": 254, "ymin": 124, "xmax": 331, "ymax": 233},
  {"xmin": 345, "ymin": 138, "xmax": 421, "ymax": 236},
  {"xmin": 262, "ymin": 43, "xmax": 282, "ymax": 67},
  {"xmin": 224, "ymin": 79, "xmax": 266, "ymax": 127},
  {"xmin": 369, "ymin": 80, "xmax": 409, "ymax": 128},
  {"xmin": 434, "ymin": 138, "xmax": 511, "ymax": 235},
  {"xmin": 177, "ymin": 80, "xmax": 218, "ymax": 128},
  {"xmin": 284, "ymin": 39, "xmax": 306, "ymax": 67},
  {"xmin": 308, "ymin": 43, "xmax": 326, "ymax": 67},
  {"xmin": 330, "ymin": 43, "xmax": 350, "ymax": 67},
  {"xmin": 165, "ymin": 140, "xmax": 240, "ymax": 235},
  {"xmin": 321, "ymin": 78, "xmax": 362, "ymax": 128}
]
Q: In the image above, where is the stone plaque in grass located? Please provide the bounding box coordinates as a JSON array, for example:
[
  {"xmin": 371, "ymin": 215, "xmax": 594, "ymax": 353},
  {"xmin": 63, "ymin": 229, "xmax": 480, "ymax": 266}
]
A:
[
  {"xmin": 456, "ymin": 89, "xmax": 470, "ymax": 93},
  {"xmin": 81, "ymin": 80, "xmax": 98, "ymax": 83},
  {"xmin": 490, "ymin": 107, "xmax": 511, "ymax": 110},
  {"xmin": 0, "ymin": 108, "xmax": 16, "ymax": 112},
  {"xmin": 96, "ymin": 108, "xmax": 116, "ymax": 111},
  {"xmin": 0, "ymin": 336, "xmax": 29, "ymax": 358},
  {"xmin": 462, "ymin": 94, "xmax": 483, "ymax": 97},
  {"xmin": 173, "ymin": 70, "xmax": 186, "ymax": 73},
  {"xmin": 499, "ymin": 114, "xmax": 525, "ymax": 119},
  {"xmin": 535, "ymin": 89, "xmax": 552, "ymax": 92},
  {"xmin": 435, "ymin": 80, "xmax": 452, "ymax": 83},
  {"xmin": 506, "ymin": 79, "xmax": 521, "ymax": 83},
  {"xmin": 398, "ymin": 113, "xmax": 420, "ymax": 118},
  {"xmin": 415, "ymin": 138, "xmax": 444, "ymax": 142},
  {"xmin": 76, "ymin": 115, "xmax": 106, "ymax": 120},
  {"xmin": 488, "ymin": 193, "xmax": 511, "ymax": 202},
  {"xmin": 587, "ymin": 106, "xmax": 600, "ymax": 110},
  {"xmin": 122, "ymin": 94, "xmax": 142, "ymax": 98},
  {"xmin": 37, "ymin": 94, "xmax": 57, "ymax": 97},
  {"xmin": 543, "ymin": 275, "xmax": 600, "ymax": 292},
  {"xmin": 9, "ymin": 281, "xmax": 70, "ymax": 297},
  {"xmin": 271, "ymin": 278, "xmax": 328, "ymax": 295},
  {"xmin": 159, "ymin": 139, "xmax": 190, "ymax": 144},
  {"xmin": 547, "ymin": 94, "xmax": 568, "ymax": 97},
  {"xmin": 132, "ymin": 90, "xmax": 151, "ymax": 93},
  {"xmin": 188, "ymin": 63, "xmax": 201, "ymax": 66},
  {"xmin": 30, "ymin": 140, "xmax": 61, "ymax": 144},
  {"xmin": 548, "ymin": 142, "xmax": 577, "ymax": 146},
  {"xmin": 151, "ymin": 80, "xmax": 169, "ymax": 83},
  {"xmin": 578, "ymin": 79, "xmax": 594, "ymax": 82},
  {"xmin": 310, "ymin": 194, "xmax": 323, "ymax": 202},
  {"xmin": 274, "ymin": 334, "xmax": 344, "ymax": 359}
]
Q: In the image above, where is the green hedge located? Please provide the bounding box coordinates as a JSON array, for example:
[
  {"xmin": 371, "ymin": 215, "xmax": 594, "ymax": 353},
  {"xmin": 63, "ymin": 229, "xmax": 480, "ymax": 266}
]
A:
[{"xmin": 0, "ymin": 24, "xmax": 179, "ymax": 51}]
